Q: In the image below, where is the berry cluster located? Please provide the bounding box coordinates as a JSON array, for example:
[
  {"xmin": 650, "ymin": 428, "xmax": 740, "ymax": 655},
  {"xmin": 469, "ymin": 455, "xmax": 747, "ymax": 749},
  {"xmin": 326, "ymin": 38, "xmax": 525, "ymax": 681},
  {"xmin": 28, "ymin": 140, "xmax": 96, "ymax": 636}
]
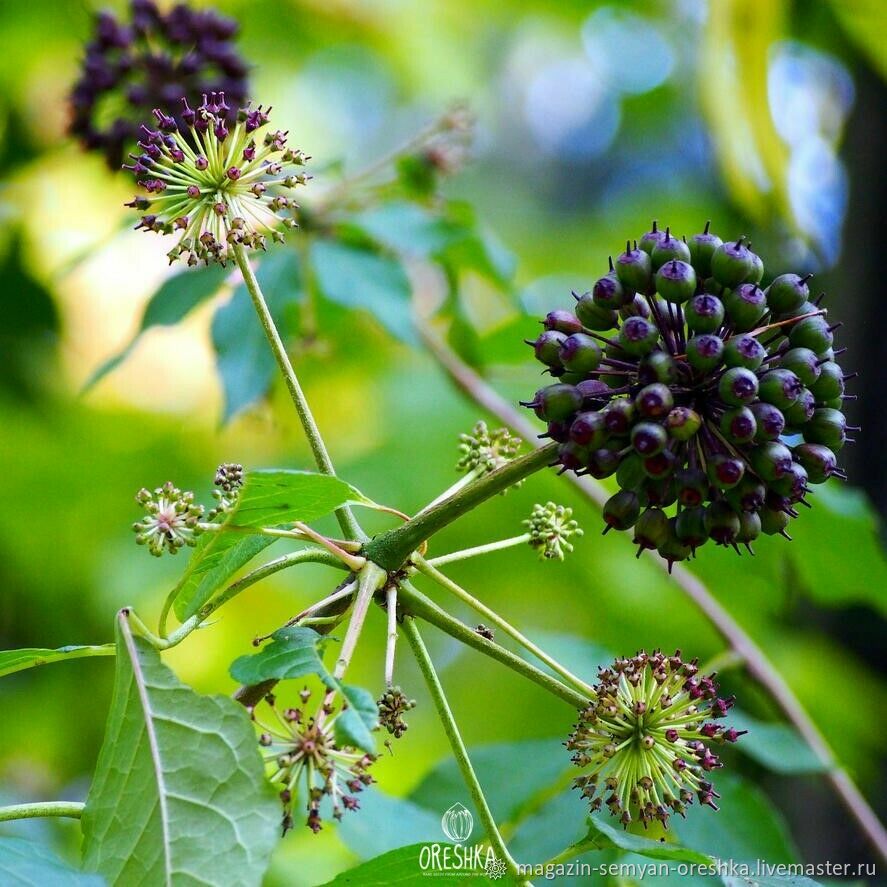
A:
[
  {"xmin": 125, "ymin": 93, "xmax": 309, "ymax": 265},
  {"xmin": 253, "ymin": 690, "xmax": 375, "ymax": 834},
  {"xmin": 523, "ymin": 223, "xmax": 853, "ymax": 568},
  {"xmin": 69, "ymin": 0, "xmax": 249, "ymax": 169},
  {"xmin": 132, "ymin": 481, "xmax": 204, "ymax": 556},
  {"xmin": 377, "ymin": 686, "xmax": 417, "ymax": 740},
  {"xmin": 456, "ymin": 420, "xmax": 522, "ymax": 476},
  {"xmin": 524, "ymin": 502, "xmax": 583, "ymax": 560},
  {"xmin": 208, "ymin": 461, "xmax": 244, "ymax": 518},
  {"xmin": 567, "ymin": 650, "xmax": 743, "ymax": 829}
]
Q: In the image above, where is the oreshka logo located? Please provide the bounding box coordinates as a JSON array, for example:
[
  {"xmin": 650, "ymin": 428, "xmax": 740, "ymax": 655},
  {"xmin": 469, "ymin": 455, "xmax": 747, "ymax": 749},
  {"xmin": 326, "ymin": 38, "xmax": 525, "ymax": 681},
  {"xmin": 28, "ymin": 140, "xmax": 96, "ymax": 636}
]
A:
[{"xmin": 417, "ymin": 803, "xmax": 504, "ymax": 879}]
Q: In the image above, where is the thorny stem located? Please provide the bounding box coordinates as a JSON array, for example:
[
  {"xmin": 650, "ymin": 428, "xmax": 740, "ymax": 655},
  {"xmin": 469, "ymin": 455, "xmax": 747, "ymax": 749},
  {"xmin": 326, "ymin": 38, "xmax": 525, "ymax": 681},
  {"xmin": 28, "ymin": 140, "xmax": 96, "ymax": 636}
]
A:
[
  {"xmin": 426, "ymin": 534, "xmax": 530, "ymax": 567},
  {"xmin": 233, "ymin": 243, "xmax": 364, "ymax": 542},
  {"xmin": 415, "ymin": 310, "xmax": 887, "ymax": 863},
  {"xmin": 414, "ymin": 556, "xmax": 596, "ymax": 698},
  {"xmin": 401, "ymin": 617, "xmax": 524, "ymax": 882},
  {"xmin": 397, "ymin": 580, "xmax": 589, "ymax": 709},
  {"xmin": 0, "ymin": 802, "xmax": 84, "ymax": 822},
  {"xmin": 333, "ymin": 563, "xmax": 388, "ymax": 680}
]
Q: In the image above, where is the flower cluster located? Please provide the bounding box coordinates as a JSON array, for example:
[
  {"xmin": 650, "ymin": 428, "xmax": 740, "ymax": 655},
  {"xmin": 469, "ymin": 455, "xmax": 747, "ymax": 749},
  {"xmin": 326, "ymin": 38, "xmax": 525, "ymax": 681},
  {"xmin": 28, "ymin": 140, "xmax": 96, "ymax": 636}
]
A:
[
  {"xmin": 125, "ymin": 93, "xmax": 308, "ymax": 265},
  {"xmin": 567, "ymin": 650, "xmax": 743, "ymax": 829},
  {"xmin": 523, "ymin": 222, "xmax": 853, "ymax": 568},
  {"xmin": 524, "ymin": 502, "xmax": 583, "ymax": 560},
  {"xmin": 208, "ymin": 461, "xmax": 244, "ymax": 519},
  {"xmin": 254, "ymin": 690, "xmax": 375, "ymax": 834},
  {"xmin": 69, "ymin": 0, "xmax": 248, "ymax": 168},
  {"xmin": 377, "ymin": 686, "xmax": 417, "ymax": 740},
  {"xmin": 132, "ymin": 482, "xmax": 204, "ymax": 556},
  {"xmin": 456, "ymin": 421, "xmax": 522, "ymax": 476}
]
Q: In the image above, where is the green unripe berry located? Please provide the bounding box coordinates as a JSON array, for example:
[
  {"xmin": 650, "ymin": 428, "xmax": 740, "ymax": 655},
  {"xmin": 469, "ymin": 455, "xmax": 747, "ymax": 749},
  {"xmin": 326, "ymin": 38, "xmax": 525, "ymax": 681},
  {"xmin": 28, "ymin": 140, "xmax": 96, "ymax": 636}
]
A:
[
  {"xmin": 575, "ymin": 292, "xmax": 618, "ymax": 331},
  {"xmin": 760, "ymin": 506, "xmax": 790, "ymax": 536},
  {"xmin": 569, "ymin": 411, "xmax": 608, "ymax": 448},
  {"xmin": 638, "ymin": 221, "xmax": 665, "ymax": 255},
  {"xmin": 704, "ymin": 500, "xmax": 741, "ymax": 545},
  {"xmin": 674, "ymin": 468, "xmax": 709, "ymax": 507},
  {"xmin": 615, "ymin": 243, "xmax": 653, "ymax": 293},
  {"xmin": 771, "ymin": 462, "xmax": 809, "ymax": 501},
  {"xmin": 592, "ymin": 273, "xmax": 627, "ymax": 310},
  {"xmin": 559, "ymin": 333, "xmax": 602, "ymax": 373},
  {"xmin": 736, "ymin": 510, "xmax": 761, "ymax": 545},
  {"xmin": 657, "ymin": 520, "xmax": 692, "ymax": 568},
  {"xmin": 635, "ymin": 383, "xmax": 674, "ymax": 418},
  {"xmin": 723, "ymin": 333, "xmax": 766, "ymax": 370},
  {"xmin": 765, "ymin": 273, "xmax": 810, "ymax": 314},
  {"xmin": 618, "ymin": 316, "xmax": 659, "ymax": 356},
  {"xmin": 750, "ymin": 401, "xmax": 786, "ymax": 441},
  {"xmin": 603, "ymin": 490, "xmax": 641, "ymax": 531},
  {"xmin": 723, "ymin": 284, "xmax": 767, "ymax": 332},
  {"xmin": 531, "ymin": 330, "xmax": 567, "ymax": 367},
  {"xmin": 643, "ymin": 449, "xmax": 677, "ymax": 479},
  {"xmin": 711, "ymin": 238, "xmax": 754, "ymax": 288},
  {"xmin": 602, "ymin": 398, "xmax": 635, "ymax": 435},
  {"xmin": 687, "ymin": 223, "xmax": 722, "ymax": 278},
  {"xmin": 665, "ymin": 407, "xmax": 702, "ymax": 441},
  {"xmin": 810, "ymin": 362, "xmax": 844, "ymax": 401},
  {"xmin": 749, "ymin": 441, "xmax": 793, "ymax": 482},
  {"xmin": 655, "ymin": 259, "xmax": 697, "ymax": 304},
  {"xmin": 543, "ymin": 309, "xmax": 583, "ymax": 334},
  {"xmin": 794, "ymin": 443, "xmax": 838, "ymax": 484},
  {"xmin": 638, "ymin": 350, "xmax": 677, "ymax": 385},
  {"xmin": 675, "ymin": 506, "xmax": 709, "ymax": 550},
  {"xmin": 686, "ymin": 334, "xmax": 725, "ymax": 373},
  {"xmin": 651, "ymin": 230, "xmax": 691, "ymax": 269},
  {"xmin": 823, "ymin": 396, "xmax": 844, "ymax": 409},
  {"xmin": 720, "ymin": 406, "xmax": 757, "ymax": 444},
  {"xmin": 789, "ymin": 315, "xmax": 833, "ymax": 353},
  {"xmin": 747, "ymin": 250, "xmax": 764, "ymax": 284},
  {"xmin": 718, "ymin": 367, "xmax": 759, "ymax": 406},
  {"xmin": 531, "ymin": 383, "xmax": 583, "ymax": 422},
  {"xmin": 758, "ymin": 369, "xmax": 802, "ymax": 409},
  {"xmin": 780, "ymin": 347, "xmax": 820, "ymax": 387},
  {"xmin": 631, "ymin": 421, "xmax": 668, "ymax": 456},
  {"xmin": 616, "ymin": 453, "xmax": 646, "ymax": 490},
  {"xmin": 804, "ymin": 408, "xmax": 847, "ymax": 450},
  {"xmin": 782, "ymin": 388, "xmax": 815, "ymax": 428},
  {"xmin": 634, "ymin": 507, "xmax": 670, "ymax": 551},
  {"xmin": 727, "ymin": 476, "xmax": 766, "ymax": 512},
  {"xmin": 685, "ymin": 293, "xmax": 725, "ymax": 333}
]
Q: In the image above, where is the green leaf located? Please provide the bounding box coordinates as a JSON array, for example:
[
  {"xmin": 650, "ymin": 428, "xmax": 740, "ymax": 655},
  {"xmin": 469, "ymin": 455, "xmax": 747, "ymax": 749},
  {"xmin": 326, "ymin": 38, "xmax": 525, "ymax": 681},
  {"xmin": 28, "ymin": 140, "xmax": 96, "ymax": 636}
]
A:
[
  {"xmin": 334, "ymin": 684, "xmax": 379, "ymax": 754},
  {"xmin": 212, "ymin": 250, "xmax": 302, "ymax": 422},
  {"xmin": 410, "ymin": 739, "xmax": 566, "ymax": 825},
  {"xmin": 788, "ymin": 482, "xmax": 887, "ymax": 615},
  {"xmin": 438, "ymin": 201, "xmax": 515, "ymax": 286},
  {"xmin": 516, "ymin": 630, "xmax": 612, "ymax": 684},
  {"xmin": 319, "ymin": 844, "xmax": 474, "ymax": 885},
  {"xmin": 0, "ymin": 837, "xmax": 105, "ymax": 886},
  {"xmin": 82, "ymin": 611, "xmax": 278, "ymax": 886},
  {"xmin": 347, "ymin": 202, "xmax": 466, "ymax": 257},
  {"xmin": 84, "ymin": 263, "xmax": 229, "ymax": 391},
  {"xmin": 170, "ymin": 469, "xmax": 368, "ymax": 620},
  {"xmin": 729, "ymin": 709, "xmax": 827, "ymax": 774},
  {"xmin": 721, "ymin": 876, "xmax": 822, "ymax": 887},
  {"xmin": 311, "ymin": 240, "xmax": 416, "ymax": 344},
  {"xmin": 229, "ymin": 626, "xmax": 333, "ymax": 686},
  {"xmin": 573, "ymin": 815, "xmax": 712, "ymax": 865},
  {"xmin": 0, "ymin": 644, "xmax": 114, "ymax": 678},
  {"xmin": 173, "ymin": 534, "xmax": 276, "ymax": 622}
]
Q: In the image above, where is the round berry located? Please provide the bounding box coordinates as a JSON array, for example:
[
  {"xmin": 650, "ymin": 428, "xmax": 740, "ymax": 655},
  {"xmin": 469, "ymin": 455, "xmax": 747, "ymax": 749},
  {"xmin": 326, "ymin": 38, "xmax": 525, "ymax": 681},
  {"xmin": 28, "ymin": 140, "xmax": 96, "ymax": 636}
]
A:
[
  {"xmin": 765, "ymin": 273, "xmax": 810, "ymax": 314},
  {"xmin": 588, "ymin": 447, "xmax": 621, "ymax": 479},
  {"xmin": 789, "ymin": 315, "xmax": 833, "ymax": 353},
  {"xmin": 643, "ymin": 449, "xmax": 677, "ymax": 479},
  {"xmin": 687, "ymin": 223, "xmax": 723, "ymax": 278},
  {"xmin": 718, "ymin": 367, "xmax": 759, "ymax": 406},
  {"xmin": 749, "ymin": 441, "xmax": 793, "ymax": 482},
  {"xmin": 656, "ymin": 259, "xmax": 697, "ymax": 304},
  {"xmin": 727, "ymin": 476, "xmax": 766, "ymax": 512},
  {"xmin": 782, "ymin": 388, "xmax": 815, "ymax": 428},
  {"xmin": 634, "ymin": 507, "xmax": 670, "ymax": 551},
  {"xmin": 780, "ymin": 347, "xmax": 820, "ymax": 387},
  {"xmin": 593, "ymin": 273, "xmax": 627, "ymax": 310},
  {"xmin": 675, "ymin": 468, "xmax": 709, "ymax": 507},
  {"xmin": 736, "ymin": 510, "xmax": 761, "ymax": 546},
  {"xmin": 810, "ymin": 362, "xmax": 844, "ymax": 401},
  {"xmin": 575, "ymin": 292, "xmax": 618, "ymax": 331},
  {"xmin": 704, "ymin": 500, "xmax": 741, "ymax": 545},
  {"xmin": 675, "ymin": 506, "xmax": 709, "ymax": 550},
  {"xmin": 531, "ymin": 330, "xmax": 566, "ymax": 367},
  {"xmin": 577, "ymin": 379, "xmax": 611, "ymax": 408},
  {"xmin": 758, "ymin": 369, "xmax": 802, "ymax": 410},
  {"xmin": 638, "ymin": 351, "xmax": 677, "ymax": 385},
  {"xmin": 707, "ymin": 454, "xmax": 745, "ymax": 490},
  {"xmin": 686, "ymin": 334, "xmax": 725, "ymax": 373},
  {"xmin": 631, "ymin": 422, "xmax": 668, "ymax": 457},
  {"xmin": 685, "ymin": 293, "xmax": 725, "ymax": 333},
  {"xmin": 602, "ymin": 398, "xmax": 635, "ymax": 435},
  {"xmin": 620, "ymin": 294, "xmax": 652, "ymax": 320},
  {"xmin": 616, "ymin": 453, "xmax": 646, "ymax": 490},
  {"xmin": 615, "ymin": 243, "xmax": 653, "ymax": 293},
  {"xmin": 557, "ymin": 441, "xmax": 590, "ymax": 472},
  {"xmin": 723, "ymin": 284, "xmax": 767, "ymax": 331},
  {"xmin": 530, "ymin": 383, "xmax": 582, "ymax": 421},
  {"xmin": 711, "ymin": 238, "xmax": 754, "ymax": 288},
  {"xmin": 635, "ymin": 383, "xmax": 674, "ymax": 418},
  {"xmin": 569, "ymin": 411, "xmax": 608, "ymax": 448},
  {"xmin": 665, "ymin": 407, "xmax": 702, "ymax": 441},
  {"xmin": 719, "ymin": 406, "xmax": 756, "ymax": 444},
  {"xmin": 804, "ymin": 408, "xmax": 847, "ymax": 450},
  {"xmin": 794, "ymin": 443, "xmax": 838, "ymax": 484},
  {"xmin": 543, "ymin": 309, "xmax": 583, "ymax": 334},
  {"xmin": 723, "ymin": 333, "xmax": 766, "ymax": 370},
  {"xmin": 651, "ymin": 230, "xmax": 691, "ymax": 269},
  {"xmin": 603, "ymin": 490, "xmax": 641, "ymax": 531},
  {"xmin": 771, "ymin": 462, "xmax": 809, "ymax": 502},
  {"xmin": 760, "ymin": 506, "xmax": 790, "ymax": 536},
  {"xmin": 642, "ymin": 477, "xmax": 677, "ymax": 508},
  {"xmin": 750, "ymin": 402, "xmax": 786, "ymax": 441},
  {"xmin": 638, "ymin": 221, "xmax": 665, "ymax": 255},
  {"xmin": 619, "ymin": 316, "xmax": 659, "ymax": 356},
  {"xmin": 559, "ymin": 333, "xmax": 602, "ymax": 374},
  {"xmin": 657, "ymin": 519, "xmax": 693, "ymax": 567}
]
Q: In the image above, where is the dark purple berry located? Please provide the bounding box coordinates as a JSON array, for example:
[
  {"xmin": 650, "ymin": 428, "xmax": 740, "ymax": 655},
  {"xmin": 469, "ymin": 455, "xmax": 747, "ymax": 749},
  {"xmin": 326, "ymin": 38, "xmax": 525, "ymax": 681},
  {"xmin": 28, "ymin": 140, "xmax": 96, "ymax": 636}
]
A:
[
  {"xmin": 635, "ymin": 383, "xmax": 674, "ymax": 419},
  {"xmin": 771, "ymin": 462, "xmax": 809, "ymax": 502},
  {"xmin": 707, "ymin": 454, "xmax": 745, "ymax": 490},
  {"xmin": 643, "ymin": 449, "xmax": 677, "ymax": 479},
  {"xmin": 577, "ymin": 379, "xmax": 611, "ymax": 409},
  {"xmin": 631, "ymin": 422, "xmax": 668, "ymax": 456},
  {"xmin": 794, "ymin": 443, "xmax": 838, "ymax": 483},
  {"xmin": 570, "ymin": 411, "xmax": 608, "ymax": 448},
  {"xmin": 603, "ymin": 399, "xmax": 635, "ymax": 435},
  {"xmin": 675, "ymin": 468, "xmax": 709, "ymax": 507},
  {"xmin": 558, "ymin": 441, "xmax": 590, "ymax": 472},
  {"xmin": 588, "ymin": 447, "xmax": 621, "ymax": 479}
]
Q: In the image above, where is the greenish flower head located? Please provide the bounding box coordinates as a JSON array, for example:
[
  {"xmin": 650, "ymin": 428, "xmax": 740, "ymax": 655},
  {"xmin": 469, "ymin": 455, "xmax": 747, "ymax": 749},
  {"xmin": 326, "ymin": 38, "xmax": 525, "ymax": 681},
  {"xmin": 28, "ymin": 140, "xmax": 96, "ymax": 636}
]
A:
[
  {"xmin": 208, "ymin": 461, "xmax": 244, "ymax": 519},
  {"xmin": 125, "ymin": 92, "xmax": 309, "ymax": 266},
  {"xmin": 456, "ymin": 421, "xmax": 522, "ymax": 476},
  {"xmin": 524, "ymin": 502, "xmax": 583, "ymax": 560},
  {"xmin": 132, "ymin": 481, "xmax": 204, "ymax": 556},
  {"xmin": 567, "ymin": 650, "xmax": 744, "ymax": 829},
  {"xmin": 377, "ymin": 686, "xmax": 417, "ymax": 740}
]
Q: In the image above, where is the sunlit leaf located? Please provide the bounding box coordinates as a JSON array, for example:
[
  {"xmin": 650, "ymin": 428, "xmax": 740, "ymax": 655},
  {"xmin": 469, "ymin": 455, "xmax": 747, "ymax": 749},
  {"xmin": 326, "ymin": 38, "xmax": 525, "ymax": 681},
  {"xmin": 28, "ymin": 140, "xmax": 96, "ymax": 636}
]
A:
[
  {"xmin": 0, "ymin": 837, "xmax": 104, "ymax": 886},
  {"xmin": 0, "ymin": 644, "xmax": 115, "ymax": 678},
  {"xmin": 81, "ymin": 612, "xmax": 278, "ymax": 885},
  {"xmin": 318, "ymin": 843, "xmax": 468, "ymax": 885},
  {"xmin": 229, "ymin": 626, "xmax": 333, "ymax": 686},
  {"xmin": 729, "ymin": 709, "xmax": 827, "ymax": 774},
  {"xmin": 570, "ymin": 814, "xmax": 712, "ymax": 865},
  {"xmin": 334, "ymin": 684, "xmax": 379, "ymax": 754}
]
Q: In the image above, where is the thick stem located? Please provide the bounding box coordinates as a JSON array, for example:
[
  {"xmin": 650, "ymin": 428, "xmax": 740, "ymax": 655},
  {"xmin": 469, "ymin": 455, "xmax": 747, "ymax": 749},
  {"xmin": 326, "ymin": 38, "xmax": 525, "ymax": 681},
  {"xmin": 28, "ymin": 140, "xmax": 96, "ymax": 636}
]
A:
[
  {"xmin": 397, "ymin": 580, "xmax": 588, "ymax": 708},
  {"xmin": 416, "ymin": 312, "xmax": 887, "ymax": 863},
  {"xmin": 426, "ymin": 534, "xmax": 530, "ymax": 567},
  {"xmin": 363, "ymin": 444, "xmax": 557, "ymax": 572},
  {"xmin": 401, "ymin": 618, "xmax": 523, "ymax": 880},
  {"xmin": 0, "ymin": 802, "xmax": 84, "ymax": 822},
  {"xmin": 233, "ymin": 243, "xmax": 364, "ymax": 542},
  {"xmin": 415, "ymin": 556, "xmax": 596, "ymax": 698}
]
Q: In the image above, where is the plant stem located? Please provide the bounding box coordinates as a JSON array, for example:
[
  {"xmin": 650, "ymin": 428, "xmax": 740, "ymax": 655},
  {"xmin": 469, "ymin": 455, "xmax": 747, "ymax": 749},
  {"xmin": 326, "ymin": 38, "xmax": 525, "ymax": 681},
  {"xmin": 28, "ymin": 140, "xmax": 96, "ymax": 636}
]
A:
[
  {"xmin": 333, "ymin": 563, "xmax": 388, "ymax": 680},
  {"xmin": 401, "ymin": 617, "xmax": 523, "ymax": 881},
  {"xmin": 414, "ymin": 556, "xmax": 596, "ymax": 698},
  {"xmin": 415, "ymin": 311, "xmax": 887, "ymax": 863},
  {"xmin": 233, "ymin": 243, "xmax": 363, "ymax": 542},
  {"xmin": 426, "ymin": 534, "xmax": 530, "ymax": 567},
  {"xmin": 397, "ymin": 580, "xmax": 588, "ymax": 708},
  {"xmin": 384, "ymin": 585, "xmax": 398, "ymax": 686},
  {"xmin": 0, "ymin": 802, "xmax": 84, "ymax": 822},
  {"xmin": 363, "ymin": 444, "xmax": 557, "ymax": 572}
]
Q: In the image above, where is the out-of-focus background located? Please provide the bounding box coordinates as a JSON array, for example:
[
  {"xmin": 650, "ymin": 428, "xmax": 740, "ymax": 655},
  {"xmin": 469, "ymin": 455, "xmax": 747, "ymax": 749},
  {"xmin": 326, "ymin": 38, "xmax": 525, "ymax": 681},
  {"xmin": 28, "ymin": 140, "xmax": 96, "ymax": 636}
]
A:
[{"xmin": 0, "ymin": 1, "xmax": 885, "ymax": 883}]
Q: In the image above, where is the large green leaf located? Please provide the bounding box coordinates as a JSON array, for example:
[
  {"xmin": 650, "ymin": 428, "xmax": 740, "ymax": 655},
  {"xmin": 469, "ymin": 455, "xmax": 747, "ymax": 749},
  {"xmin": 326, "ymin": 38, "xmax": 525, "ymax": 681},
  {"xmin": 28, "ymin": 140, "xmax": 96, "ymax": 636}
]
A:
[
  {"xmin": 571, "ymin": 815, "xmax": 713, "ymax": 865},
  {"xmin": 334, "ymin": 684, "xmax": 379, "ymax": 754},
  {"xmin": 170, "ymin": 469, "xmax": 368, "ymax": 621},
  {"xmin": 729, "ymin": 709, "xmax": 826, "ymax": 775},
  {"xmin": 229, "ymin": 626, "xmax": 333, "ymax": 686},
  {"xmin": 81, "ymin": 611, "xmax": 279, "ymax": 886},
  {"xmin": 0, "ymin": 644, "xmax": 114, "ymax": 678},
  {"xmin": 0, "ymin": 837, "xmax": 105, "ymax": 886},
  {"xmin": 211, "ymin": 250, "xmax": 302, "ymax": 422},
  {"xmin": 319, "ymin": 844, "xmax": 475, "ymax": 885},
  {"xmin": 311, "ymin": 240, "xmax": 416, "ymax": 344},
  {"xmin": 84, "ymin": 263, "xmax": 229, "ymax": 391}
]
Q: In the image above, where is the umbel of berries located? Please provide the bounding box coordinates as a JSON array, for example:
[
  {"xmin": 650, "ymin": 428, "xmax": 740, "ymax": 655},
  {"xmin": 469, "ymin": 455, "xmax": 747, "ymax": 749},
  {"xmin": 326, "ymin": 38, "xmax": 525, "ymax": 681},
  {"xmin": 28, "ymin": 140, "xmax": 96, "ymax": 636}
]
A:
[
  {"xmin": 522, "ymin": 221, "xmax": 855, "ymax": 569},
  {"xmin": 69, "ymin": 0, "xmax": 249, "ymax": 169},
  {"xmin": 125, "ymin": 93, "xmax": 309, "ymax": 265},
  {"xmin": 567, "ymin": 650, "xmax": 744, "ymax": 829}
]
